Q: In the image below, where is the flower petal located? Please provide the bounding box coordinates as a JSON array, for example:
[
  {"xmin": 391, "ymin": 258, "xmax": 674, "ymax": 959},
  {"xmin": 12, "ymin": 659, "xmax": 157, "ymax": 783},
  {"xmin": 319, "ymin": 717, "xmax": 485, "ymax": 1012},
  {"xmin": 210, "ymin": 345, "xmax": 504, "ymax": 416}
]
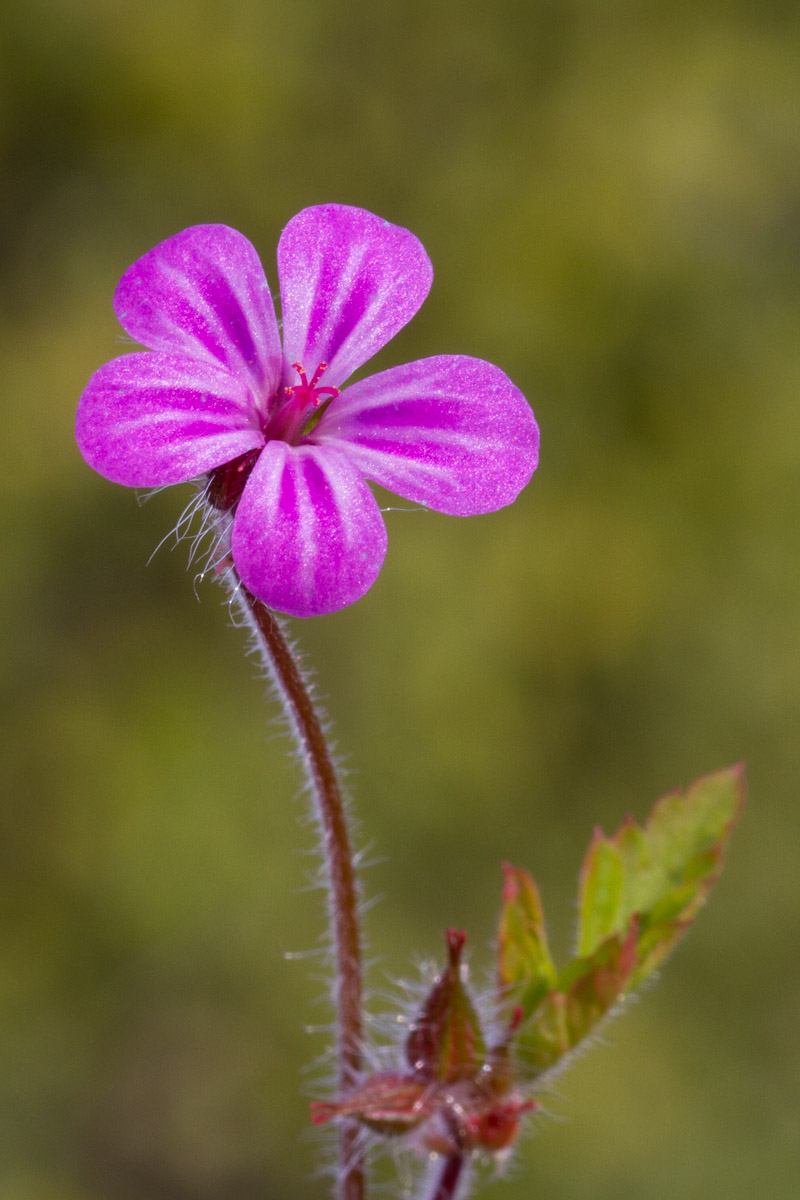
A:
[
  {"xmin": 313, "ymin": 356, "xmax": 539, "ymax": 515},
  {"xmin": 231, "ymin": 441, "xmax": 388, "ymax": 618},
  {"xmin": 114, "ymin": 225, "xmax": 283, "ymax": 402},
  {"xmin": 277, "ymin": 205, "xmax": 433, "ymax": 389},
  {"xmin": 76, "ymin": 352, "xmax": 265, "ymax": 486}
]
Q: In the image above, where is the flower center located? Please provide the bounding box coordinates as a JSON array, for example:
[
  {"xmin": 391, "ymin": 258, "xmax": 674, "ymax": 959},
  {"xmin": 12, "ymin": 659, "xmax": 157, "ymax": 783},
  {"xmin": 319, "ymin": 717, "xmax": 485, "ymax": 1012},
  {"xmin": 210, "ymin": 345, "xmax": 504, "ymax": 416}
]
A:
[
  {"xmin": 265, "ymin": 361, "xmax": 340, "ymax": 445},
  {"xmin": 206, "ymin": 363, "xmax": 341, "ymax": 513},
  {"xmin": 287, "ymin": 360, "xmax": 340, "ymax": 410}
]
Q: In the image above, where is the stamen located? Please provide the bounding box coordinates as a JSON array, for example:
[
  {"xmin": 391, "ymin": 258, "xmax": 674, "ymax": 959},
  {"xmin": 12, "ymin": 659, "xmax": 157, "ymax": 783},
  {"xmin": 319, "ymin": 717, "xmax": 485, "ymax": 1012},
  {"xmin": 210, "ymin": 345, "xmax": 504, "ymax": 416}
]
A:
[
  {"xmin": 289, "ymin": 360, "xmax": 340, "ymax": 407},
  {"xmin": 264, "ymin": 362, "xmax": 342, "ymax": 444}
]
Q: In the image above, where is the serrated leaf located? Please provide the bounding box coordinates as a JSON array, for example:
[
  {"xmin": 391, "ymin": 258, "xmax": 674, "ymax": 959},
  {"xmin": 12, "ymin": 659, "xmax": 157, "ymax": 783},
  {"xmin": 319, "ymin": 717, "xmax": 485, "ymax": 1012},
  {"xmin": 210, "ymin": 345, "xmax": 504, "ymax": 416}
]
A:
[
  {"xmin": 514, "ymin": 920, "xmax": 638, "ymax": 1076},
  {"xmin": 576, "ymin": 766, "xmax": 745, "ymax": 970},
  {"xmin": 576, "ymin": 831, "xmax": 625, "ymax": 957},
  {"xmin": 505, "ymin": 766, "xmax": 744, "ymax": 1081},
  {"xmin": 498, "ymin": 863, "xmax": 557, "ymax": 1015}
]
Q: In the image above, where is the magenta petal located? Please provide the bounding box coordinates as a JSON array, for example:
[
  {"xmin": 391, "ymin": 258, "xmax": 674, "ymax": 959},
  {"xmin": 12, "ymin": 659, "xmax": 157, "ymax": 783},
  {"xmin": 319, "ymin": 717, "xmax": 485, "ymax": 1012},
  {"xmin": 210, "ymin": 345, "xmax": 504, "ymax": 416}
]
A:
[
  {"xmin": 231, "ymin": 442, "xmax": 388, "ymax": 618},
  {"xmin": 313, "ymin": 356, "xmax": 539, "ymax": 515},
  {"xmin": 277, "ymin": 205, "xmax": 433, "ymax": 389},
  {"xmin": 76, "ymin": 352, "xmax": 265, "ymax": 486},
  {"xmin": 114, "ymin": 225, "xmax": 282, "ymax": 401}
]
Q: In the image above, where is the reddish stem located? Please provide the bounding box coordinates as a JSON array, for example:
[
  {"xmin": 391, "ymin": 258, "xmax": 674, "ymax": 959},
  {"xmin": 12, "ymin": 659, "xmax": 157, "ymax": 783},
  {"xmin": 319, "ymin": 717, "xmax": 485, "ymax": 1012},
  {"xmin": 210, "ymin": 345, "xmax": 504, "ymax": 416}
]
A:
[
  {"xmin": 240, "ymin": 589, "xmax": 365, "ymax": 1200},
  {"xmin": 429, "ymin": 1155, "xmax": 465, "ymax": 1200}
]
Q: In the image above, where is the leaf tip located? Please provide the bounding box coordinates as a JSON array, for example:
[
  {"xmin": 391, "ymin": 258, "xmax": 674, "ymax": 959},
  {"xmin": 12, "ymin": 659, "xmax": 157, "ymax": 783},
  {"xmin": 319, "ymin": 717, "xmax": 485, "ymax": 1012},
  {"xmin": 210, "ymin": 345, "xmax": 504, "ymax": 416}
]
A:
[{"xmin": 501, "ymin": 860, "xmax": 516, "ymax": 901}]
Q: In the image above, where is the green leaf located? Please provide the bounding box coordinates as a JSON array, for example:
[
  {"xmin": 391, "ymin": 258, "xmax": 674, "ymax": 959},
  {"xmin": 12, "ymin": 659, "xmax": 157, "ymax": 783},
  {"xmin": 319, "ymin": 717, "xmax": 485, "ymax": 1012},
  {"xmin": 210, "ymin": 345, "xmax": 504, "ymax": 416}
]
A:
[
  {"xmin": 497, "ymin": 862, "xmax": 558, "ymax": 1016},
  {"xmin": 576, "ymin": 765, "xmax": 745, "ymax": 979},
  {"xmin": 514, "ymin": 920, "xmax": 638, "ymax": 1075},
  {"xmin": 576, "ymin": 830, "xmax": 625, "ymax": 957},
  {"xmin": 503, "ymin": 765, "xmax": 744, "ymax": 1080}
]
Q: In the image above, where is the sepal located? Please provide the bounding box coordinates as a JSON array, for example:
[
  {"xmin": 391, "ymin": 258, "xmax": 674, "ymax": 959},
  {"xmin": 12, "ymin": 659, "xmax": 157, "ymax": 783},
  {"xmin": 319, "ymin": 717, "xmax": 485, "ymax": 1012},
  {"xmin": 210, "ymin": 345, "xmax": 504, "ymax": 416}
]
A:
[
  {"xmin": 311, "ymin": 933, "xmax": 538, "ymax": 1158},
  {"xmin": 310, "ymin": 1072, "xmax": 433, "ymax": 1135},
  {"xmin": 406, "ymin": 928, "xmax": 486, "ymax": 1083}
]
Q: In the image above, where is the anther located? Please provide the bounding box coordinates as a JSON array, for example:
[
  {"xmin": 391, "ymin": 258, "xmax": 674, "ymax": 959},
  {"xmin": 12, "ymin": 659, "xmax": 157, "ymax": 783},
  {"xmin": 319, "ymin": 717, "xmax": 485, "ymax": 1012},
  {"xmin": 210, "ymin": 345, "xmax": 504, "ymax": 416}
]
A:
[{"xmin": 289, "ymin": 360, "xmax": 340, "ymax": 407}]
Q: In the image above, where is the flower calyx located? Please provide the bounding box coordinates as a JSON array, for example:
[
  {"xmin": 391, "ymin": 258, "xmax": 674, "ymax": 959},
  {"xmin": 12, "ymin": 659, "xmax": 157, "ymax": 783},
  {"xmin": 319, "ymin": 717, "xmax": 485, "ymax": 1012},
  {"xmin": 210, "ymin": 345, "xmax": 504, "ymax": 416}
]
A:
[
  {"xmin": 310, "ymin": 929, "xmax": 537, "ymax": 1158},
  {"xmin": 206, "ymin": 448, "xmax": 262, "ymax": 512}
]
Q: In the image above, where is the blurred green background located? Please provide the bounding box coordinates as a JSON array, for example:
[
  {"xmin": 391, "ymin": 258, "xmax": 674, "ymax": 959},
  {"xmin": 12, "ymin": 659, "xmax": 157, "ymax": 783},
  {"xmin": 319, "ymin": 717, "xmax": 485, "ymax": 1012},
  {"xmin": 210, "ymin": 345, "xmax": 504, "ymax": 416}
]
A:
[{"xmin": 2, "ymin": 0, "xmax": 799, "ymax": 1197}]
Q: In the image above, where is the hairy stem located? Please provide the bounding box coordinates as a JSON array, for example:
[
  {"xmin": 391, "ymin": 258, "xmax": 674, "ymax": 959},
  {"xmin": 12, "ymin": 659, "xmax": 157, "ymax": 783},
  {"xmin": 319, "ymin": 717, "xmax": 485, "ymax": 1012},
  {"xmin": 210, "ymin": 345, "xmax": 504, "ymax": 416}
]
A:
[
  {"xmin": 428, "ymin": 1155, "xmax": 466, "ymax": 1200},
  {"xmin": 239, "ymin": 587, "xmax": 365, "ymax": 1200}
]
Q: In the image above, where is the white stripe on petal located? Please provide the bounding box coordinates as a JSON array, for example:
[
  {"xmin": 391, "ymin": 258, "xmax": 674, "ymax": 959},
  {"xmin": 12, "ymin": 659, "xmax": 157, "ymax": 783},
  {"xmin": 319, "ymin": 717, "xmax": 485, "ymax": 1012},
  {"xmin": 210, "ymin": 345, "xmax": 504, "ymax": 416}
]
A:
[
  {"xmin": 313, "ymin": 355, "xmax": 539, "ymax": 516},
  {"xmin": 231, "ymin": 441, "xmax": 388, "ymax": 618}
]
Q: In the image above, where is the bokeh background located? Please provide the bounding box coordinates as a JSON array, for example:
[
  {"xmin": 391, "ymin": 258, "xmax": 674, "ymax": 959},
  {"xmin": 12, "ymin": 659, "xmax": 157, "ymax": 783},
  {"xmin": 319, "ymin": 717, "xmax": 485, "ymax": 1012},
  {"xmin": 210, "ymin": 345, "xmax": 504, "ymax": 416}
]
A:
[{"xmin": 2, "ymin": 1, "xmax": 799, "ymax": 1197}]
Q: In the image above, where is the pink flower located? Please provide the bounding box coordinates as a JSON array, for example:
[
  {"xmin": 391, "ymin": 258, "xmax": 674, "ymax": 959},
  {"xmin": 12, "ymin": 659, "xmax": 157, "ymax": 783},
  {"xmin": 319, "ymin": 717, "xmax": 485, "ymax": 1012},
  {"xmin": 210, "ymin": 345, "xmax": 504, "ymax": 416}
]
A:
[{"xmin": 76, "ymin": 205, "xmax": 539, "ymax": 617}]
